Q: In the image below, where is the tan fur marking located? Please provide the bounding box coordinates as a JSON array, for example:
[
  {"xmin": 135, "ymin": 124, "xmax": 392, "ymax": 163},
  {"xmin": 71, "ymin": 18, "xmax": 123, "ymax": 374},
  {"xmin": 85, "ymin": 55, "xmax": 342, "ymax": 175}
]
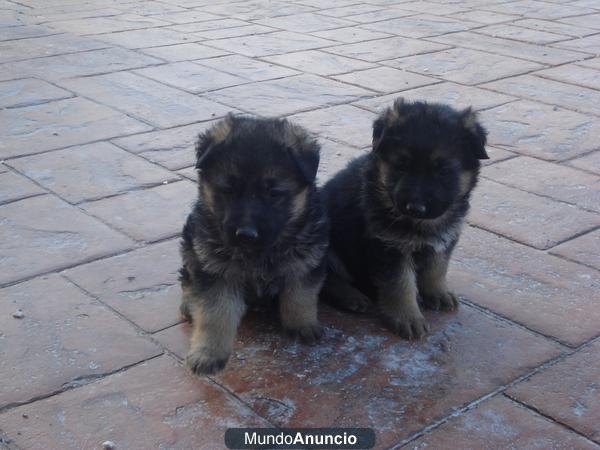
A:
[
  {"xmin": 418, "ymin": 252, "xmax": 449, "ymax": 297},
  {"xmin": 458, "ymin": 170, "xmax": 473, "ymax": 196},
  {"xmin": 209, "ymin": 116, "xmax": 233, "ymax": 145},
  {"xmin": 279, "ymin": 277, "xmax": 321, "ymax": 331},
  {"xmin": 200, "ymin": 181, "xmax": 215, "ymax": 213},
  {"xmin": 186, "ymin": 282, "xmax": 245, "ymax": 369},
  {"xmin": 290, "ymin": 188, "xmax": 308, "ymax": 221},
  {"xmin": 462, "ymin": 108, "xmax": 478, "ymax": 134},
  {"xmin": 379, "ymin": 260, "xmax": 420, "ymax": 320}
]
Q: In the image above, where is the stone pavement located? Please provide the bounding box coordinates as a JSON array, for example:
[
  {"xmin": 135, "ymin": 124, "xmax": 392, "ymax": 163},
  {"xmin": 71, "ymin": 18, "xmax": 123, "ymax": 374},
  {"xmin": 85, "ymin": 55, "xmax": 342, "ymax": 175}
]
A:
[{"xmin": 1, "ymin": 0, "xmax": 599, "ymax": 448}]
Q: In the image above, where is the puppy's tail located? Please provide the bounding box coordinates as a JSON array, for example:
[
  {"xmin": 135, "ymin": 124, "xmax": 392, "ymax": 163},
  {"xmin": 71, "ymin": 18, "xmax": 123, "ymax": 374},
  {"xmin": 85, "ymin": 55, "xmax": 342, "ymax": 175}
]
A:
[{"xmin": 321, "ymin": 252, "xmax": 372, "ymax": 313}]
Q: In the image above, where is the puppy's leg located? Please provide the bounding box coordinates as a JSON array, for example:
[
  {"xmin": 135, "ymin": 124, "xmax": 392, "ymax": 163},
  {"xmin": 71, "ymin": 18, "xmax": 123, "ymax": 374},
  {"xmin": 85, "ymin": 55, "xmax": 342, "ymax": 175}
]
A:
[
  {"xmin": 377, "ymin": 259, "xmax": 429, "ymax": 340},
  {"xmin": 280, "ymin": 275, "xmax": 324, "ymax": 345},
  {"xmin": 185, "ymin": 281, "xmax": 245, "ymax": 375},
  {"xmin": 321, "ymin": 272, "xmax": 372, "ymax": 313},
  {"xmin": 418, "ymin": 251, "xmax": 459, "ymax": 311}
]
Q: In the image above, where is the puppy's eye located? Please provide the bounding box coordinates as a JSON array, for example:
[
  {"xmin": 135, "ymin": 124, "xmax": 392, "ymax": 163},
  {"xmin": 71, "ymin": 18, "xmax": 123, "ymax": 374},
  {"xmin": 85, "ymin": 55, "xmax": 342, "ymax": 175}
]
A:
[
  {"xmin": 433, "ymin": 161, "xmax": 452, "ymax": 174},
  {"xmin": 268, "ymin": 188, "xmax": 286, "ymax": 199}
]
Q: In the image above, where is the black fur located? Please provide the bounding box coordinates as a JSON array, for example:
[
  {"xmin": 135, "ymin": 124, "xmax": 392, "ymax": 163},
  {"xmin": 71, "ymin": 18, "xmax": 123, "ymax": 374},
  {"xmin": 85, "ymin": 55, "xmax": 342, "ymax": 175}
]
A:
[
  {"xmin": 322, "ymin": 99, "xmax": 487, "ymax": 339},
  {"xmin": 180, "ymin": 115, "xmax": 328, "ymax": 374}
]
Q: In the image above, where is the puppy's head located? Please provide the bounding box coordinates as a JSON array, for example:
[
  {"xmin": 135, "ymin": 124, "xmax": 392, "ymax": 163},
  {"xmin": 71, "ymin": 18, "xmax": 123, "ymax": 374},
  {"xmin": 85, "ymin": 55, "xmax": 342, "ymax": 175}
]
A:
[
  {"xmin": 371, "ymin": 98, "xmax": 488, "ymax": 220},
  {"xmin": 195, "ymin": 114, "xmax": 320, "ymax": 252}
]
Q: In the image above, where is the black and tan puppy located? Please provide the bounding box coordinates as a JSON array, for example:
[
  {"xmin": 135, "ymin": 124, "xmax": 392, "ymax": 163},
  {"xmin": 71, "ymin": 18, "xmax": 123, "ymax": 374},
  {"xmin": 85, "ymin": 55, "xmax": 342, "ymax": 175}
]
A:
[
  {"xmin": 179, "ymin": 114, "xmax": 328, "ymax": 375},
  {"xmin": 322, "ymin": 99, "xmax": 488, "ymax": 339}
]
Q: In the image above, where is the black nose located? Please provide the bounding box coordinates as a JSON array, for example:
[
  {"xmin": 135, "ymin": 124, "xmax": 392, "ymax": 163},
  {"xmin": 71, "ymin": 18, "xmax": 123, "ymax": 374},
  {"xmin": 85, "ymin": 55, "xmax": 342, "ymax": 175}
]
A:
[
  {"xmin": 405, "ymin": 202, "xmax": 426, "ymax": 215},
  {"xmin": 235, "ymin": 226, "xmax": 259, "ymax": 240}
]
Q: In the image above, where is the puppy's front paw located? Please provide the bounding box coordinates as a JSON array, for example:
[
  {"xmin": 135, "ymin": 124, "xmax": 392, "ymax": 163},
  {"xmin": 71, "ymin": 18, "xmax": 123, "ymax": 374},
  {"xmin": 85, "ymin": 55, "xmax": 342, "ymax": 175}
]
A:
[
  {"xmin": 385, "ymin": 312, "xmax": 429, "ymax": 340},
  {"xmin": 286, "ymin": 323, "xmax": 324, "ymax": 345},
  {"xmin": 186, "ymin": 347, "xmax": 229, "ymax": 375},
  {"xmin": 422, "ymin": 291, "xmax": 459, "ymax": 312}
]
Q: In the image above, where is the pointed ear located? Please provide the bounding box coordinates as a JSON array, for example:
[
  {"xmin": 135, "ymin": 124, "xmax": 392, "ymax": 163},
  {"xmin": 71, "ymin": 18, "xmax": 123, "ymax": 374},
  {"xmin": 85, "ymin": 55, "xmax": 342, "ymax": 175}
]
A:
[
  {"xmin": 287, "ymin": 143, "xmax": 320, "ymax": 184},
  {"xmin": 462, "ymin": 108, "xmax": 489, "ymax": 160},
  {"xmin": 372, "ymin": 115, "xmax": 386, "ymax": 152},
  {"xmin": 283, "ymin": 121, "xmax": 320, "ymax": 184},
  {"xmin": 195, "ymin": 115, "xmax": 234, "ymax": 169}
]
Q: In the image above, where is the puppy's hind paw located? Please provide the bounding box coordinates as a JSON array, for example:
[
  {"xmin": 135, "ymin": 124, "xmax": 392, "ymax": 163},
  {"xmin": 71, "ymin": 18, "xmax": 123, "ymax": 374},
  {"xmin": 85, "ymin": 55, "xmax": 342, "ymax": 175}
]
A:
[
  {"xmin": 422, "ymin": 291, "xmax": 459, "ymax": 312},
  {"xmin": 186, "ymin": 347, "xmax": 230, "ymax": 375},
  {"xmin": 286, "ymin": 323, "xmax": 324, "ymax": 345}
]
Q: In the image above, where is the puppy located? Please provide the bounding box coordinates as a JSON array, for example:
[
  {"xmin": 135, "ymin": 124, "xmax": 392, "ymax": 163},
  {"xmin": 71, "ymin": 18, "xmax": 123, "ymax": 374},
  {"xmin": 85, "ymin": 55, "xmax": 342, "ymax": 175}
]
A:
[
  {"xmin": 322, "ymin": 99, "xmax": 488, "ymax": 339},
  {"xmin": 179, "ymin": 114, "xmax": 329, "ymax": 375}
]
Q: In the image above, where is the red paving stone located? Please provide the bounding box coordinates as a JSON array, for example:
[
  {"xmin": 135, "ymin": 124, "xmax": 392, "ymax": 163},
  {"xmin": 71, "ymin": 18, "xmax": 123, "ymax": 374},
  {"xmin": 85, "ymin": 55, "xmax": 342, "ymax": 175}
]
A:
[
  {"xmin": 0, "ymin": 275, "xmax": 161, "ymax": 407},
  {"xmin": 155, "ymin": 305, "xmax": 563, "ymax": 448},
  {"xmin": 405, "ymin": 395, "xmax": 598, "ymax": 449},
  {"xmin": 450, "ymin": 227, "xmax": 600, "ymax": 347},
  {"xmin": 1, "ymin": 1, "xmax": 599, "ymax": 447},
  {"xmin": 0, "ymin": 356, "xmax": 268, "ymax": 450},
  {"xmin": 507, "ymin": 340, "xmax": 600, "ymax": 443}
]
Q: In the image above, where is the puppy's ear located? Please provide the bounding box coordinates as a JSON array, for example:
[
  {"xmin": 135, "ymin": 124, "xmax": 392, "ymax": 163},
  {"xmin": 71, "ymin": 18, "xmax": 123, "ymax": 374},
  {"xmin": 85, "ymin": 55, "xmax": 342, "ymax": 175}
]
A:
[
  {"xmin": 284, "ymin": 122, "xmax": 320, "ymax": 184},
  {"xmin": 461, "ymin": 108, "xmax": 489, "ymax": 160},
  {"xmin": 195, "ymin": 115, "xmax": 234, "ymax": 169},
  {"xmin": 373, "ymin": 98, "xmax": 408, "ymax": 152}
]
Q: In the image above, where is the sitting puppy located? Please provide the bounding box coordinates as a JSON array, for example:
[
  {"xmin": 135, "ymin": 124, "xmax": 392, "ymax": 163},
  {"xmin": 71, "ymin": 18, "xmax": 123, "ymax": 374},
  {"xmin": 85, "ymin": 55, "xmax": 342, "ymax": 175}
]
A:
[
  {"xmin": 322, "ymin": 99, "xmax": 488, "ymax": 339},
  {"xmin": 180, "ymin": 114, "xmax": 328, "ymax": 374}
]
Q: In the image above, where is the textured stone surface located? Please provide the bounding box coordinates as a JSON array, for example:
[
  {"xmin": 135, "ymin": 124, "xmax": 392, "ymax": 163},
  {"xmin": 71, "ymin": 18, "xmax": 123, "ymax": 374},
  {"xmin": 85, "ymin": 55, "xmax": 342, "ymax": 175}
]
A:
[
  {"xmin": 112, "ymin": 122, "xmax": 213, "ymax": 170},
  {"xmin": 0, "ymin": 33, "xmax": 106, "ymax": 63},
  {"xmin": 354, "ymin": 82, "xmax": 515, "ymax": 113},
  {"xmin": 45, "ymin": 14, "xmax": 170, "ymax": 35},
  {"xmin": 139, "ymin": 42, "xmax": 230, "ymax": 61},
  {"xmin": 59, "ymin": 72, "xmax": 233, "ymax": 128},
  {"xmin": 536, "ymin": 64, "xmax": 600, "ymax": 91},
  {"xmin": 473, "ymin": 24, "xmax": 571, "ymax": 44},
  {"xmin": 64, "ymin": 240, "xmax": 182, "ymax": 333},
  {"xmin": 196, "ymin": 54, "xmax": 299, "ymax": 81},
  {"xmin": 469, "ymin": 179, "xmax": 599, "ymax": 250},
  {"xmin": 483, "ymin": 75, "xmax": 600, "ymax": 117},
  {"xmin": 93, "ymin": 27, "xmax": 191, "ymax": 48},
  {"xmin": 479, "ymin": 100, "xmax": 600, "ymax": 161},
  {"xmin": 0, "ymin": 47, "xmax": 163, "ymax": 81},
  {"xmin": 135, "ymin": 61, "xmax": 248, "ymax": 93},
  {"xmin": 0, "ymin": 275, "xmax": 161, "ymax": 407},
  {"xmin": 156, "ymin": 304, "xmax": 563, "ymax": 448},
  {"xmin": 204, "ymin": 31, "xmax": 335, "ymax": 57},
  {"xmin": 332, "ymin": 66, "xmax": 437, "ymax": 93},
  {"xmin": 81, "ymin": 180, "xmax": 196, "ymax": 242},
  {"xmin": 0, "ymin": 195, "xmax": 134, "ymax": 285},
  {"xmin": 0, "ymin": 171, "xmax": 45, "ymax": 205},
  {"xmin": 387, "ymin": 47, "xmax": 543, "ymax": 84},
  {"xmin": 8, "ymin": 142, "xmax": 179, "ymax": 204},
  {"xmin": 326, "ymin": 36, "xmax": 449, "ymax": 62},
  {"xmin": 0, "ymin": 356, "xmax": 268, "ymax": 450},
  {"xmin": 0, "ymin": 97, "xmax": 151, "ymax": 159},
  {"xmin": 450, "ymin": 226, "xmax": 600, "ymax": 346},
  {"xmin": 254, "ymin": 12, "xmax": 355, "ymax": 32},
  {"xmin": 289, "ymin": 104, "xmax": 376, "ymax": 148},
  {"xmin": 508, "ymin": 340, "xmax": 600, "ymax": 442},
  {"xmin": 430, "ymin": 31, "xmax": 588, "ymax": 65},
  {"xmin": 483, "ymin": 156, "xmax": 600, "ymax": 212},
  {"xmin": 361, "ymin": 14, "xmax": 478, "ymax": 38},
  {"xmin": 567, "ymin": 151, "xmax": 600, "ymax": 175},
  {"xmin": 0, "ymin": 78, "xmax": 71, "ymax": 109},
  {"xmin": 263, "ymin": 50, "xmax": 375, "ymax": 76},
  {"xmin": 550, "ymin": 230, "xmax": 600, "ymax": 270},
  {"xmin": 204, "ymin": 74, "xmax": 372, "ymax": 116},
  {"xmin": 407, "ymin": 396, "xmax": 599, "ymax": 449}
]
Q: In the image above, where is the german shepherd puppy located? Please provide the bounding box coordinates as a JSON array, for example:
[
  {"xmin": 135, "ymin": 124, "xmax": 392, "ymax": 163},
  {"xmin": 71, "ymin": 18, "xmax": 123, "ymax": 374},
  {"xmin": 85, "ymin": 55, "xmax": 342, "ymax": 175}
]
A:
[
  {"xmin": 322, "ymin": 99, "xmax": 488, "ymax": 339},
  {"xmin": 180, "ymin": 114, "xmax": 328, "ymax": 374}
]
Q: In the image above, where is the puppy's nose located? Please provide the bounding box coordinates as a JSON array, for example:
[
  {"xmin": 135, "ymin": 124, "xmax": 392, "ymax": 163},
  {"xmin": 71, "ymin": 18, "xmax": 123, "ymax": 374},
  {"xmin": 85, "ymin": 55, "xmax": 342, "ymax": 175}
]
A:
[
  {"xmin": 405, "ymin": 202, "xmax": 426, "ymax": 215},
  {"xmin": 235, "ymin": 226, "xmax": 259, "ymax": 240}
]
